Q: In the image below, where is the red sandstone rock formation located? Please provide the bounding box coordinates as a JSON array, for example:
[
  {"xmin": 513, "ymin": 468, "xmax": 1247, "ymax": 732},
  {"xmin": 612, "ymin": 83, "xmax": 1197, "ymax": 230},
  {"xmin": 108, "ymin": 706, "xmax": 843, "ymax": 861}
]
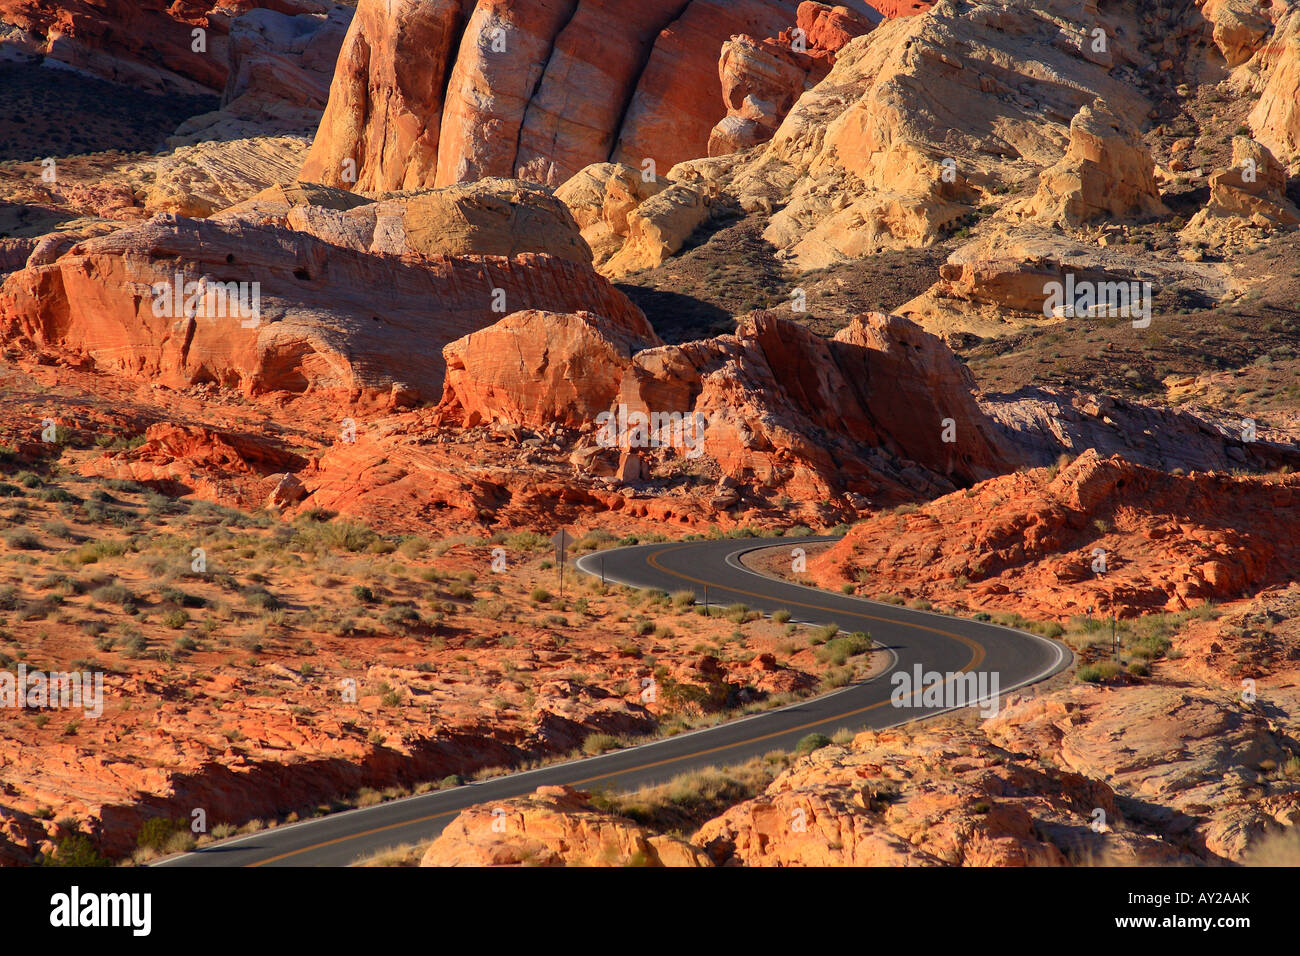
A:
[
  {"xmin": 300, "ymin": 0, "xmax": 903, "ymax": 192},
  {"xmin": 811, "ymin": 450, "xmax": 1300, "ymax": 619},
  {"xmin": 420, "ymin": 785, "xmax": 712, "ymax": 866},
  {"xmin": 435, "ymin": 309, "xmax": 1014, "ymax": 502},
  {"xmin": 0, "ymin": 0, "xmax": 335, "ymax": 95},
  {"xmin": 0, "ymin": 186, "xmax": 644, "ymax": 404}
]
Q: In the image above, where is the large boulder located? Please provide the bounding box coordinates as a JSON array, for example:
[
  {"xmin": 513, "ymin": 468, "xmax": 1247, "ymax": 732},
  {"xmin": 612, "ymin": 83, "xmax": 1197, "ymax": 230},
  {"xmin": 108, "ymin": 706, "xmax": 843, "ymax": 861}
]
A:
[
  {"xmin": 420, "ymin": 786, "xmax": 711, "ymax": 867},
  {"xmin": 437, "ymin": 310, "xmax": 663, "ymax": 430}
]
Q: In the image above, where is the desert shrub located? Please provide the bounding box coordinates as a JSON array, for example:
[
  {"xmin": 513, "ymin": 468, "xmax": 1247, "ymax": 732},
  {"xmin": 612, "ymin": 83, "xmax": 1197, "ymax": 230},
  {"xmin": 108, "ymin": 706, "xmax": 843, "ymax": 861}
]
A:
[
  {"xmin": 1077, "ymin": 661, "xmax": 1122, "ymax": 683},
  {"xmin": 43, "ymin": 834, "xmax": 110, "ymax": 867},
  {"xmin": 582, "ymin": 733, "xmax": 621, "ymax": 755},
  {"xmin": 70, "ymin": 539, "xmax": 130, "ymax": 565},
  {"xmin": 162, "ymin": 610, "xmax": 190, "ymax": 629},
  {"xmin": 136, "ymin": 817, "xmax": 187, "ymax": 852},
  {"xmin": 380, "ymin": 605, "xmax": 422, "ymax": 633},
  {"xmin": 816, "ymin": 632, "xmax": 871, "ymax": 666},
  {"xmin": 243, "ymin": 586, "xmax": 280, "ymax": 611},
  {"xmin": 91, "ymin": 583, "xmax": 132, "ymax": 606},
  {"xmin": 4, "ymin": 529, "xmax": 40, "ymax": 550},
  {"xmin": 796, "ymin": 733, "xmax": 832, "ymax": 754},
  {"xmin": 809, "ymin": 624, "xmax": 839, "ymax": 645}
]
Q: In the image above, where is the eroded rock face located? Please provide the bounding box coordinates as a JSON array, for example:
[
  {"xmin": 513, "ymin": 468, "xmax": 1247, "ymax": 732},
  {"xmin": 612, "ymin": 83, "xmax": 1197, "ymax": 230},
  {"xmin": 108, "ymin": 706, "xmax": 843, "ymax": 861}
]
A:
[
  {"xmin": 300, "ymin": 0, "xmax": 914, "ymax": 192},
  {"xmin": 607, "ymin": 0, "xmax": 803, "ymax": 177},
  {"xmin": 1199, "ymin": 0, "xmax": 1274, "ymax": 67},
  {"xmin": 708, "ymin": 34, "xmax": 820, "ymax": 156},
  {"xmin": 420, "ymin": 786, "xmax": 712, "ymax": 867},
  {"xmin": 0, "ymin": 0, "xmax": 336, "ymax": 95},
  {"xmin": 433, "ymin": 0, "xmax": 579, "ymax": 187},
  {"xmin": 220, "ymin": 6, "xmax": 352, "ymax": 124},
  {"xmin": 810, "ymin": 449, "xmax": 1300, "ymax": 619},
  {"xmin": 1248, "ymin": 8, "xmax": 1300, "ymax": 165},
  {"xmin": 693, "ymin": 730, "xmax": 1178, "ymax": 866},
  {"xmin": 1026, "ymin": 102, "xmax": 1169, "ymax": 228},
  {"xmin": 982, "ymin": 385, "xmax": 1300, "ymax": 476},
  {"xmin": 436, "ymin": 308, "xmax": 1014, "ymax": 502},
  {"xmin": 0, "ymin": 185, "xmax": 640, "ymax": 404},
  {"xmin": 1183, "ymin": 136, "xmax": 1300, "ymax": 238},
  {"xmin": 556, "ymin": 163, "xmax": 711, "ymax": 277},
  {"xmin": 297, "ymin": 0, "xmax": 466, "ymax": 192},
  {"xmin": 985, "ymin": 685, "xmax": 1300, "ymax": 863}
]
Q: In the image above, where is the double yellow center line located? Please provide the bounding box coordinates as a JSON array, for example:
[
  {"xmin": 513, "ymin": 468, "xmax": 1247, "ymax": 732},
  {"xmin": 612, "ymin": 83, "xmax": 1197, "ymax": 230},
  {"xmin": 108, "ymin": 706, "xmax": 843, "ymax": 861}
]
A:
[{"xmin": 245, "ymin": 543, "xmax": 987, "ymax": 866}]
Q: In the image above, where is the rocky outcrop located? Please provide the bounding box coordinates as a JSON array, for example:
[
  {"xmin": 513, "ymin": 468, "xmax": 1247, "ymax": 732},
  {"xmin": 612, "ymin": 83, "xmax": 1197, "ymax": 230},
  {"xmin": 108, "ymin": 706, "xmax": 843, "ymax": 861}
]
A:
[
  {"xmin": 420, "ymin": 785, "xmax": 712, "ymax": 866},
  {"xmin": 867, "ymin": 0, "xmax": 933, "ymax": 15},
  {"xmin": 708, "ymin": 34, "xmax": 820, "ymax": 156},
  {"xmin": 985, "ymin": 685, "xmax": 1300, "ymax": 863},
  {"xmin": 438, "ymin": 310, "xmax": 663, "ymax": 430},
  {"xmin": 1026, "ymin": 102, "xmax": 1169, "ymax": 228},
  {"xmin": 221, "ymin": 6, "xmax": 349, "ymax": 120},
  {"xmin": 140, "ymin": 136, "xmax": 316, "ymax": 219},
  {"xmin": 1248, "ymin": 9, "xmax": 1300, "ymax": 165},
  {"xmin": 674, "ymin": 0, "xmax": 1158, "ymax": 268},
  {"xmin": 556, "ymin": 163, "xmax": 711, "ymax": 277},
  {"xmin": 1183, "ymin": 136, "xmax": 1300, "ymax": 239},
  {"xmin": 693, "ymin": 729, "xmax": 1178, "ymax": 866},
  {"xmin": 0, "ymin": 185, "xmax": 640, "ymax": 404},
  {"xmin": 436, "ymin": 309, "xmax": 1015, "ymax": 503},
  {"xmin": 810, "ymin": 449, "xmax": 1300, "ymax": 619},
  {"xmin": 983, "ymin": 385, "xmax": 1300, "ymax": 476},
  {"xmin": 300, "ymin": 0, "xmax": 910, "ymax": 193},
  {"xmin": 0, "ymin": 0, "xmax": 338, "ymax": 95},
  {"xmin": 80, "ymin": 422, "xmax": 307, "ymax": 507},
  {"xmin": 794, "ymin": 1, "xmax": 877, "ymax": 53},
  {"xmin": 1199, "ymin": 0, "xmax": 1273, "ymax": 67}
]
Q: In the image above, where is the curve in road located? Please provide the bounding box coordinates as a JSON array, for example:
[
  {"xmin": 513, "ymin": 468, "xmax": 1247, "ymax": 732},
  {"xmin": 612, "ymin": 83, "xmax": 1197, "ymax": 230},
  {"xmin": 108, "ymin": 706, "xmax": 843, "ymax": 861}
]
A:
[{"xmin": 160, "ymin": 537, "xmax": 1069, "ymax": 867}]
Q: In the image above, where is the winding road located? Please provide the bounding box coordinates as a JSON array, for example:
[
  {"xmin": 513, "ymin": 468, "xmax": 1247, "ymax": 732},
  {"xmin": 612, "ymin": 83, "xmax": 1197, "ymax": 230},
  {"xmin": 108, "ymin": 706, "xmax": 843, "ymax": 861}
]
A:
[{"xmin": 160, "ymin": 537, "xmax": 1069, "ymax": 867}]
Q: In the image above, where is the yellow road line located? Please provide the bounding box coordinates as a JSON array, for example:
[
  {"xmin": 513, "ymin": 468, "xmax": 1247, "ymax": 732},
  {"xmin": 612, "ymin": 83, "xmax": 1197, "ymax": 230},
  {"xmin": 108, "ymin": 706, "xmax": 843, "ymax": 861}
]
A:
[{"xmin": 248, "ymin": 543, "xmax": 988, "ymax": 866}]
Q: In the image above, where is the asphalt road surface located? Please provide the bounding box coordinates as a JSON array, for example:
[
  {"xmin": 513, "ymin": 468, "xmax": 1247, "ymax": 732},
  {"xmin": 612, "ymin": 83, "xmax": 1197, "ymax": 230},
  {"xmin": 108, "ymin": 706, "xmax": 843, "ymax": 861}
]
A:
[{"xmin": 161, "ymin": 537, "xmax": 1069, "ymax": 867}]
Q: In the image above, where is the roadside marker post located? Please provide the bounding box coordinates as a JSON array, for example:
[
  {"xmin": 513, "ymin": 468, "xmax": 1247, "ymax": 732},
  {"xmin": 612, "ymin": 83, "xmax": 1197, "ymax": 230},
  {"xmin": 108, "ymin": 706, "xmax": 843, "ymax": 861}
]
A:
[{"xmin": 553, "ymin": 529, "xmax": 573, "ymax": 598}]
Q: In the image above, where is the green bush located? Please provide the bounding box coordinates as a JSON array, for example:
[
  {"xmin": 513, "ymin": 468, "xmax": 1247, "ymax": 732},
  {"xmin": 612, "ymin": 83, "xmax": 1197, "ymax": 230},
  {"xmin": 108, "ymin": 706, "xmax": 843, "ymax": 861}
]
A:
[
  {"xmin": 796, "ymin": 733, "xmax": 832, "ymax": 754},
  {"xmin": 136, "ymin": 817, "xmax": 186, "ymax": 852},
  {"xmin": 161, "ymin": 609, "xmax": 190, "ymax": 629},
  {"xmin": 816, "ymin": 632, "xmax": 871, "ymax": 666},
  {"xmin": 809, "ymin": 624, "xmax": 839, "ymax": 646},
  {"xmin": 43, "ymin": 834, "xmax": 111, "ymax": 867}
]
